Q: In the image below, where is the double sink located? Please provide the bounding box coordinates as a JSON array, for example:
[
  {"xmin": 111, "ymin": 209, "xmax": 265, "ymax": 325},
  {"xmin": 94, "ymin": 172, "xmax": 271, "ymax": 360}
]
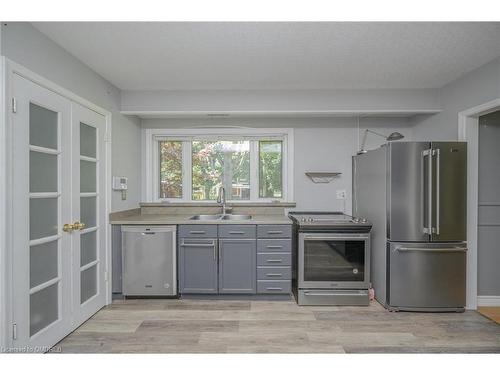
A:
[{"xmin": 189, "ymin": 214, "xmax": 252, "ymax": 221}]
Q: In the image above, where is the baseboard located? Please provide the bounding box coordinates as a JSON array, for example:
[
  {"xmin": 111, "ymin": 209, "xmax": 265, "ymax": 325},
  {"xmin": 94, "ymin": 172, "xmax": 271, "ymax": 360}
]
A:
[{"xmin": 477, "ymin": 295, "xmax": 500, "ymax": 306}]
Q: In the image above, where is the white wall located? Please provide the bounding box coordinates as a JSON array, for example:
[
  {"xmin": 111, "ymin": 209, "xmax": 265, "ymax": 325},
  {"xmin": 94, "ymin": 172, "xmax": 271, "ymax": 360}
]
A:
[
  {"xmin": 142, "ymin": 117, "xmax": 413, "ymax": 213},
  {"xmin": 412, "ymin": 57, "xmax": 500, "ymax": 140},
  {"xmin": 1, "ymin": 22, "xmax": 142, "ymax": 211}
]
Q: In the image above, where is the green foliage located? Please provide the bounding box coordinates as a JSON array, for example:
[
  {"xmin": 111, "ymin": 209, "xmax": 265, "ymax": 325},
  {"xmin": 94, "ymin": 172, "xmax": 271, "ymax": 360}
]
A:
[
  {"xmin": 159, "ymin": 141, "xmax": 182, "ymax": 198},
  {"xmin": 159, "ymin": 139, "xmax": 283, "ymax": 200},
  {"xmin": 192, "ymin": 141, "xmax": 250, "ymax": 200},
  {"xmin": 259, "ymin": 141, "xmax": 282, "ymax": 198}
]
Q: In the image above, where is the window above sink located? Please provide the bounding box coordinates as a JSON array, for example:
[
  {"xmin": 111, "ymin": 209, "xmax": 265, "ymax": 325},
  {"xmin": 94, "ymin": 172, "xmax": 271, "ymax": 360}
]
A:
[{"xmin": 144, "ymin": 128, "xmax": 294, "ymax": 203}]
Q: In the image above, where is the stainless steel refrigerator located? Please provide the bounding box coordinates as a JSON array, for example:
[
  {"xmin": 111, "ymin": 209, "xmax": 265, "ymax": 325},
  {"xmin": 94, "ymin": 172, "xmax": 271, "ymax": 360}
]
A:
[{"xmin": 353, "ymin": 142, "xmax": 467, "ymax": 312}]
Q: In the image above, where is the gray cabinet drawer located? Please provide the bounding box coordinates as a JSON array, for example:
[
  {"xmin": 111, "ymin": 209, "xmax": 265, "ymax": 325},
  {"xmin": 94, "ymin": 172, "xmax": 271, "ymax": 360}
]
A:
[
  {"xmin": 257, "ymin": 225, "xmax": 291, "ymax": 238},
  {"xmin": 257, "ymin": 266, "xmax": 291, "ymax": 280},
  {"xmin": 257, "ymin": 280, "xmax": 291, "ymax": 294},
  {"xmin": 257, "ymin": 239, "xmax": 291, "ymax": 253},
  {"xmin": 218, "ymin": 225, "xmax": 256, "ymax": 238},
  {"xmin": 257, "ymin": 252, "xmax": 291, "ymax": 266},
  {"xmin": 179, "ymin": 225, "xmax": 217, "ymax": 238}
]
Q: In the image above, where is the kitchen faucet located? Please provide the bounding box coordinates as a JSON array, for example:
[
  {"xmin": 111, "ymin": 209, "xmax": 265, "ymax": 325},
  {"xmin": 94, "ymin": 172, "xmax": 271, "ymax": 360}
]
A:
[{"xmin": 217, "ymin": 186, "xmax": 228, "ymax": 215}]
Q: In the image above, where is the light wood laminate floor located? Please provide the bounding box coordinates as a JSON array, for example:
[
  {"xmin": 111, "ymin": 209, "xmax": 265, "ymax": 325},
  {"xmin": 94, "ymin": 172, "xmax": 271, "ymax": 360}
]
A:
[
  {"xmin": 478, "ymin": 306, "xmax": 500, "ymax": 324},
  {"xmin": 55, "ymin": 297, "xmax": 500, "ymax": 353}
]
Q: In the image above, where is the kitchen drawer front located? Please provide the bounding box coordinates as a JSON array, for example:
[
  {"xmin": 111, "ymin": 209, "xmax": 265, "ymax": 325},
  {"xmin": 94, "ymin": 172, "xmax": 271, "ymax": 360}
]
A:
[
  {"xmin": 257, "ymin": 252, "xmax": 291, "ymax": 266},
  {"xmin": 257, "ymin": 239, "xmax": 291, "ymax": 253},
  {"xmin": 218, "ymin": 225, "xmax": 256, "ymax": 238},
  {"xmin": 257, "ymin": 225, "xmax": 291, "ymax": 238},
  {"xmin": 178, "ymin": 225, "xmax": 217, "ymax": 238},
  {"xmin": 257, "ymin": 266, "xmax": 291, "ymax": 280},
  {"xmin": 257, "ymin": 280, "xmax": 291, "ymax": 294}
]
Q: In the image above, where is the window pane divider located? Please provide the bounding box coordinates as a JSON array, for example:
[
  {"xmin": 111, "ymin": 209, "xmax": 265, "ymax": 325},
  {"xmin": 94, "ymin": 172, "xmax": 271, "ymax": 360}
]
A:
[
  {"xmin": 29, "ymin": 192, "xmax": 60, "ymax": 199},
  {"xmin": 29, "ymin": 145, "xmax": 60, "ymax": 155},
  {"xmin": 80, "ymin": 155, "xmax": 97, "ymax": 163},
  {"xmin": 80, "ymin": 259, "xmax": 99, "ymax": 272},
  {"xmin": 29, "ymin": 234, "xmax": 61, "ymax": 247},
  {"xmin": 80, "ymin": 227, "xmax": 98, "ymax": 235},
  {"xmin": 80, "ymin": 192, "xmax": 98, "ymax": 198},
  {"xmin": 29, "ymin": 276, "xmax": 60, "ymax": 295}
]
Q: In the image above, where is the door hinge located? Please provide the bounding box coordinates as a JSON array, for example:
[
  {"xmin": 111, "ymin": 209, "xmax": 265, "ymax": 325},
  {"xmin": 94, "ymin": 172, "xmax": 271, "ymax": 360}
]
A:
[
  {"xmin": 12, "ymin": 323, "xmax": 17, "ymax": 340},
  {"xmin": 104, "ymin": 271, "xmax": 108, "ymax": 282},
  {"xmin": 11, "ymin": 97, "xmax": 17, "ymax": 113},
  {"xmin": 104, "ymin": 131, "xmax": 110, "ymax": 143}
]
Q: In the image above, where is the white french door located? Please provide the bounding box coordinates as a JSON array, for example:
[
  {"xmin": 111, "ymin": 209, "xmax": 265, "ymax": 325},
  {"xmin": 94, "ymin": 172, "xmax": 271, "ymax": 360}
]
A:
[
  {"xmin": 71, "ymin": 102, "xmax": 107, "ymax": 326},
  {"xmin": 11, "ymin": 74, "xmax": 107, "ymax": 351}
]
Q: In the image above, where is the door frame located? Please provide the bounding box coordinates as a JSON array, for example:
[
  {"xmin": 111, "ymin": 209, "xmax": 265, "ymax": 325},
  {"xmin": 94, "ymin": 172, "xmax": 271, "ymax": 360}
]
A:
[
  {"xmin": 0, "ymin": 57, "xmax": 113, "ymax": 349},
  {"xmin": 458, "ymin": 97, "xmax": 500, "ymax": 310}
]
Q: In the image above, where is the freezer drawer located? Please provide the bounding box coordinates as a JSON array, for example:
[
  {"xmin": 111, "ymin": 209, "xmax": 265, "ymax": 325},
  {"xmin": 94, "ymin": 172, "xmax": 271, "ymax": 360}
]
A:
[
  {"xmin": 388, "ymin": 242, "xmax": 466, "ymax": 310},
  {"xmin": 122, "ymin": 226, "xmax": 177, "ymax": 296}
]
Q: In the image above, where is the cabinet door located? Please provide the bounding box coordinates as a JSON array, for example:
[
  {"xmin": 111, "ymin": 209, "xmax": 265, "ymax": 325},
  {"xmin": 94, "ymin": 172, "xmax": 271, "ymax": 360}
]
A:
[
  {"xmin": 179, "ymin": 239, "xmax": 218, "ymax": 294},
  {"xmin": 219, "ymin": 239, "xmax": 256, "ymax": 294}
]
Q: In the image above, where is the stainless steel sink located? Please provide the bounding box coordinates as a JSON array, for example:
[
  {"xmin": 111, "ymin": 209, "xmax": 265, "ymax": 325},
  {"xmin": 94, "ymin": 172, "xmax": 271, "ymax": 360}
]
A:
[
  {"xmin": 221, "ymin": 214, "xmax": 253, "ymax": 220},
  {"xmin": 189, "ymin": 214, "xmax": 253, "ymax": 221},
  {"xmin": 189, "ymin": 214, "xmax": 223, "ymax": 220}
]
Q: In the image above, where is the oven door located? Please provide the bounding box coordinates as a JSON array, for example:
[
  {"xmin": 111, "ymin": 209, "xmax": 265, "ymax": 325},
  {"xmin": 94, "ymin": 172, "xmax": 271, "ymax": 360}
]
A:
[{"xmin": 298, "ymin": 232, "xmax": 370, "ymax": 289}]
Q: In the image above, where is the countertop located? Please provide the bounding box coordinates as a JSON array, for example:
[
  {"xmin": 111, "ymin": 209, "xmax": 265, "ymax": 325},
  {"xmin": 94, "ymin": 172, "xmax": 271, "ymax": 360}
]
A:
[{"xmin": 110, "ymin": 214, "xmax": 292, "ymax": 225}]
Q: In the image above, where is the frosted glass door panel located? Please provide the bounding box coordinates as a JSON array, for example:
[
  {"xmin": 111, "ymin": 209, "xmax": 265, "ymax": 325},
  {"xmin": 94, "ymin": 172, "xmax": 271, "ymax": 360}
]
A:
[
  {"xmin": 81, "ymin": 265, "xmax": 97, "ymax": 303},
  {"xmin": 80, "ymin": 197, "xmax": 96, "ymax": 228},
  {"xmin": 80, "ymin": 231, "xmax": 97, "ymax": 266},
  {"xmin": 80, "ymin": 160, "xmax": 96, "ymax": 193},
  {"xmin": 29, "ymin": 103, "xmax": 58, "ymax": 150},
  {"xmin": 30, "ymin": 151, "xmax": 58, "ymax": 193},
  {"xmin": 30, "ymin": 241, "xmax": 58, "ymax": 288},
  {"xmin": 30, "ymin": 283, "xmax": 59, "ymax": 337},
  {"xmin": 30, "ymin": 198, "xmax": 58, "ymax": 240},
  {"xmin": 80, "ymin": 123, "xmax": 96, "ymax": 158}
]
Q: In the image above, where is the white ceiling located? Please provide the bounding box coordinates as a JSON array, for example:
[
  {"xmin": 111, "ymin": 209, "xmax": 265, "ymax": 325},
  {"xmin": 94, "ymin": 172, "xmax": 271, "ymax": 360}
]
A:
[{"xmin": 32, "ymin": 22, "xmax": 500, "ymax": 91}]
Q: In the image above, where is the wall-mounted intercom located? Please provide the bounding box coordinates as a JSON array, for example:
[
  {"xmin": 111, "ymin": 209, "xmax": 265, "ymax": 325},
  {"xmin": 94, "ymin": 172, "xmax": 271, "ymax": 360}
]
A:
[{"xmin": 113, "ymin": 176, "xmax": 128, "ymax": 200}]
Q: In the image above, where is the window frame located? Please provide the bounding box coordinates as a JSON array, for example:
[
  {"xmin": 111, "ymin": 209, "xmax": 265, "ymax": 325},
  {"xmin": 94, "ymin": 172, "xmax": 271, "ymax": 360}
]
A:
[{"xmin": 143, "ymin": 128, "xmax": 294, "ymax": 203}]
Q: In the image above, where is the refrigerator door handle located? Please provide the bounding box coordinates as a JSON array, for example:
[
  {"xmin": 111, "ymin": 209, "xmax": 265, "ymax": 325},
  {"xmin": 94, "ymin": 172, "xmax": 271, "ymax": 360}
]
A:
[
  {"xmin": 422, "ymin": 149, "xmax": 433, "ymax": 234},
  {"xmin": 432, "ymin": 148, "xmax": 441, "ymax": 235},
  {"xmin": 395, "ymin": 246, "xmax": 467, "ymax": 253}
]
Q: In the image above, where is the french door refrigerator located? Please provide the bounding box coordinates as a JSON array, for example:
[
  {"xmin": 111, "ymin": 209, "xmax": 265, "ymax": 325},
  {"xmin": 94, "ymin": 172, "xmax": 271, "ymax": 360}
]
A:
[{"xmin": 353, "ymin": 141, "xmax": 467, "ymax": 311}]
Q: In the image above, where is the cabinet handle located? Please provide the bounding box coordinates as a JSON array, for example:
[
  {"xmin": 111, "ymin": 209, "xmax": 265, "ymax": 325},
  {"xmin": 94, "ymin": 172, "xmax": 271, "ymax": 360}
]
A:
[
  {"xmin": 189, "ymin": 230, "xmax": 206, "ymax": 234},
  {"xmin": 218, "ymin": 240, "xmax": 221, "ymax": 261},
  {"xmin": 267, "ymin": 259, "xmax": 283, "ymax": 263},
  {"xmin": 266, "ymin": 245, "xmax": 283, "ymax": 249},
  {"xmin": 266, "ymin": 273, "xmax": 283, "ymax": 277},
  {"xmin": 229, "ymin": 231, "xmax": 245, "ymax": 234},
  {"xmin": 267, "ymin": 231, "xmax": 283, "ymax": 234},
  {"xmin": 266, "ymin": 287, "xmax": 283, "ymax": 291},
  {"xmin": 180, "ymin": 240, "xmax": 215, "ymax": 248}
]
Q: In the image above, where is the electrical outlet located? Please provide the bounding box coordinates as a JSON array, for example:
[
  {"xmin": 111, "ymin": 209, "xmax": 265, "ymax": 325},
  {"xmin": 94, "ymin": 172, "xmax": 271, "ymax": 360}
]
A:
[{"xmin": 336, "ymin": 189, "xmax": 347, "ymax": 199}]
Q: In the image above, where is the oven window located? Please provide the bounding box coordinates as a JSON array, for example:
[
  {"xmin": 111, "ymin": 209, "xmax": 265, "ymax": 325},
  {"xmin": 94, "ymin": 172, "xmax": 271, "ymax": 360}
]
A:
[{"xmin": 304, "ymin": 239, "xmax": 365, "ymax": 282}]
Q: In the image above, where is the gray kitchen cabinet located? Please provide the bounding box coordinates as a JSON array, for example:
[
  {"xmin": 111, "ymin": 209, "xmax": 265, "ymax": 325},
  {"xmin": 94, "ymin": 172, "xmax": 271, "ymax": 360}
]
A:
[
  {"xmin": 218, "ymin": 239, "xmax": 256, "ymax": 294},
  {"xmin": 178, "ymin": 238, "xmax": 218, "ymax": 294},
  {"xmin": 178, "ymin": 223, "xmax": 291, "ymax": 296},
  {"xmin": 256, "ymin": 224, "xmax": 292, "ymax": 294}
]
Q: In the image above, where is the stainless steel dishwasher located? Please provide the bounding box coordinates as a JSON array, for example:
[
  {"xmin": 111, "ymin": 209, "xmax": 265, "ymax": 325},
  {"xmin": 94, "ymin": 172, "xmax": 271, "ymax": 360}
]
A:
[{"xmin": 121, "ymin": 226, "xmax": 177, "ymax": 296}]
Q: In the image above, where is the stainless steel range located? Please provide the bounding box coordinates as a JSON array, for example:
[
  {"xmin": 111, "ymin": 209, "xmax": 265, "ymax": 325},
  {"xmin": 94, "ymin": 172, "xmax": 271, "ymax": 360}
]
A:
[{"xmin": 289, "ymin": 212, "xmax": 372, "ymax": 306}]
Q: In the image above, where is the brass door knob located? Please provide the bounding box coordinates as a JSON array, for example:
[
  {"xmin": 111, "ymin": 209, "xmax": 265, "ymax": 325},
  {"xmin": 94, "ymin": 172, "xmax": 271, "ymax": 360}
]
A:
[
  {"xmin": 63, "ymin": 223, "xmax": 75, "ymax": 232},
  {"xmin": 73, "ymin": 221, "xmax": 86, "ymax": 230}
]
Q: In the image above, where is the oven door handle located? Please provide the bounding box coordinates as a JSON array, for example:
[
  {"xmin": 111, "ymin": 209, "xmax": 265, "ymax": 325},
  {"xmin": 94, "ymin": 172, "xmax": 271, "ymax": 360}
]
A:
[
  {"xmin": 303, "ymin": 236, "xmax": 368, "ymax": 241},
  {"xmin": 304, "ymin": 291, "xmax": 367, "ymax": 297}
]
